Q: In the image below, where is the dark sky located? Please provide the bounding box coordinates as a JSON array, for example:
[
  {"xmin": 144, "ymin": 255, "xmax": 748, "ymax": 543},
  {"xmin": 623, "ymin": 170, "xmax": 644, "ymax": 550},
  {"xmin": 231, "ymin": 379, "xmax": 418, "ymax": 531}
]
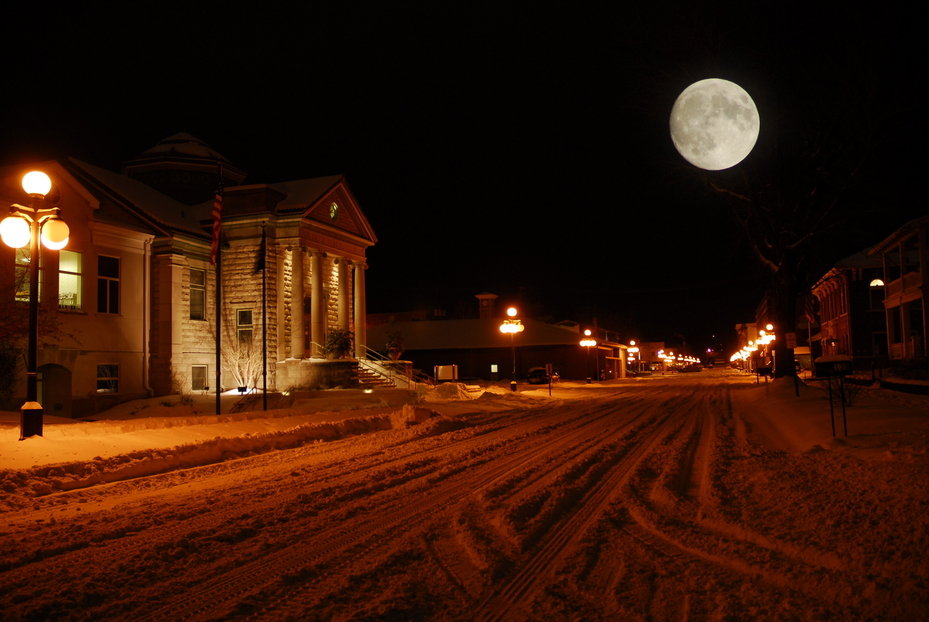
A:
[{"xmin": 2, "ymin": 3, "xmax": 924, "ymax": 351}]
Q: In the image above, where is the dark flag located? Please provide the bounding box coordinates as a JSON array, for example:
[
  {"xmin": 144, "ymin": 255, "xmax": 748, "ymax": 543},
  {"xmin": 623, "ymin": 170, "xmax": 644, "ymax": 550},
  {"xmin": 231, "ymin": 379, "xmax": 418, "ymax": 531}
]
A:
[{"xmin": 210, "ymin": 171, "xmax": 224, "ymax": 265}]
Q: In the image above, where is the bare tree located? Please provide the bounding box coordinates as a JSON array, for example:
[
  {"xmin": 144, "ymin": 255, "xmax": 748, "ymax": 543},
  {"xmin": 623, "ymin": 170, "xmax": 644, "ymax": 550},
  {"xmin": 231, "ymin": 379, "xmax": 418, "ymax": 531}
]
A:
[
  {"xmin": 221, "ymin": 332, "xmax": 263, "ymax": 391},
  {"xmin": 705, "ymin": 110, "xmax": 875, "ymax": 377}
]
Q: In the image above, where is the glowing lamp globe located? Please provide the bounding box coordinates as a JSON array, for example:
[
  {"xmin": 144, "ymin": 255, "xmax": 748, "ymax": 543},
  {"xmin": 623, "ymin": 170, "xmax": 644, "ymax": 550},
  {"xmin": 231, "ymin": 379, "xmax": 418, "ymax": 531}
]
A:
[
  {"xmin": 41, "ymin": 218, "xmax": 70, "ymax": 250},
  {"xmin": 22, "ymin": 171, "xmax": 52, "ymax": 197},
  {"xmin": 0, "ymin": 216, "xmax": 30, "ymax": 248},
  {"xmin": 670, "ymin": 78, "xmax": 760, "ymax": 170}
]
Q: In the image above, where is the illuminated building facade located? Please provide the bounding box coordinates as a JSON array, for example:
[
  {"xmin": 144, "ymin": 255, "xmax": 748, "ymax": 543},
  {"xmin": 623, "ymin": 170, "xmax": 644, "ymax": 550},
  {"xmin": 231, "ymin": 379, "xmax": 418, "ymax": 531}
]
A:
[{"xmin": 0, "ymin": 134, "xmax": 376, "ymax": 416}]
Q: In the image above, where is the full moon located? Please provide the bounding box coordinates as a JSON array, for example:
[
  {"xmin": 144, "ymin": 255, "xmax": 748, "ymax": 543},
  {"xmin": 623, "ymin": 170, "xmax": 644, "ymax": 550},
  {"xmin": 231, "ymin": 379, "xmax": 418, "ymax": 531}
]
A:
[{"xmin": 669, "ymin": 78, "xmax": 760, "ymax": 171}]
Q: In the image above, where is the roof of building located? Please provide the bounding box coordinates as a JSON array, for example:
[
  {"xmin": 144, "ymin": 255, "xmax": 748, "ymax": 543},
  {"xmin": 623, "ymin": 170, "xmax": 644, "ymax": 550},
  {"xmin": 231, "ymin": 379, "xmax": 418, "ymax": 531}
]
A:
[
  {"xmin": 833, "ymin": 250, "xmax": 882, "ymax": 269},
  {"xmin": 868, "ymin": 213, "xmax": 929, "ymax": 253},
  {"xmin": 122, "ymin": 132, "xmax": 247, "ymax": 183},
  {"xmin": 66, "ymin": 157, "xmax": 208, "ymax": 237},
  {"xmin": 268, "ymin": 175, "xmax": 346, "ymax": 212},
  {"xmin": 367, "ymin": 318, "xmax": 592, "ymax": 351}
]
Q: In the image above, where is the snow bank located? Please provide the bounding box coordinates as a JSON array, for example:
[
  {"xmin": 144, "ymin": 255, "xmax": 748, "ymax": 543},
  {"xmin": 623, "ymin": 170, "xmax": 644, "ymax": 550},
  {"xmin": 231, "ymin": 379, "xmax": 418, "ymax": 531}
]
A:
[
  {"xmin": 424, "ymin": 382, "xmax": 483, "ymax": 400},
  {"xmin": 0, "ymin": 402, "xmax": 441, "ymax": 509}
]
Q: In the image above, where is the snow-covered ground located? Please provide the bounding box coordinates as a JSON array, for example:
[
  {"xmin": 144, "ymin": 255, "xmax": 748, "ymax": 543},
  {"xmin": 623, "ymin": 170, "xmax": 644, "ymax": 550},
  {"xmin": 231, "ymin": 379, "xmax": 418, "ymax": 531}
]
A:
[{"xmin": 1, "ymin": 370, "xmax": 927, "ymax": 620}]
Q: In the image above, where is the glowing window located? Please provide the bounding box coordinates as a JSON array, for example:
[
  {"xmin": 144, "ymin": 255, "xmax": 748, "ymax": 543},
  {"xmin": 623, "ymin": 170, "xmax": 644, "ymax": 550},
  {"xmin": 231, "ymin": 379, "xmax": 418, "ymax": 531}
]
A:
[
  {"xmin": 59, "ymin": 250, "xmax": 82, "ymax": 310},
  {"xmin": 14, "ymin": 247, "xmax": 32, "ymax": 302},
  {"xmin": 869, "ymin": 279, "xmax": 884, "ymax": 287}
]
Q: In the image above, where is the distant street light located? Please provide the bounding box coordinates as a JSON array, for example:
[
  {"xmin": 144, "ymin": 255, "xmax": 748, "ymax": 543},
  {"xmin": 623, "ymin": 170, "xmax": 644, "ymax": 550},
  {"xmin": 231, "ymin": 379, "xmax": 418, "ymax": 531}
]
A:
[
  {"xmin": 579, "ymin": 329, "xmax": 597, "ymax": 383},
  {"xmin": 628, "ymin": 340, "xmax": 640, "ymax": 374},
  {"xmin": 1, "ymin": 170, "xmax": 70, "ymax": 439},
  {"xmin": 499, "ymin": 306, "xmax": 524, "ymax": 391}
]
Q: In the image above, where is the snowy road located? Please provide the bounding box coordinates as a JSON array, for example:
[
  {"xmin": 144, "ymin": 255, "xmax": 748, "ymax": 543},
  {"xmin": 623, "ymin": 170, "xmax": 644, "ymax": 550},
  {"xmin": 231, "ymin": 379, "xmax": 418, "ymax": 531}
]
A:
[{"xmin": 1, "ymin": 371, "xmax": 927, "ymax": 620}]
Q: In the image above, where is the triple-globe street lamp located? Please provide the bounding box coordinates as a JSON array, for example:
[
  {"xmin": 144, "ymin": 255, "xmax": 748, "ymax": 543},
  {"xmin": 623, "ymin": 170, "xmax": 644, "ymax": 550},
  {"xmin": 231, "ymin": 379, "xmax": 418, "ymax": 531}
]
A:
[
  {"xmin": 628, "ymin": 339, "xmax": 640, "ymax": 374},
  {"xmin": 499, "ymin": 306, "xmax": 524, "ymax": 391},
  {"xmin": 1, "ymin": 171, "xmax": 70, "ymax": 439},
  {"xmin": 579, "ymin": 329, "xmax": 597, "ymax": 383}
]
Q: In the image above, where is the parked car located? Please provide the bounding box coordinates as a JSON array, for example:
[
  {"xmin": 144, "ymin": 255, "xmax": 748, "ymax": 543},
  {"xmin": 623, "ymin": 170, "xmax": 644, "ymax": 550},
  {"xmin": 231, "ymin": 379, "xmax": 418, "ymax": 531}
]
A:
[
  {"xmin": 527, "ymin": 367, "xmax": 557, "ymax": 384},
  {"xmin": 680, "ymin": 363, "xmax": 703, "ymax": 373}
]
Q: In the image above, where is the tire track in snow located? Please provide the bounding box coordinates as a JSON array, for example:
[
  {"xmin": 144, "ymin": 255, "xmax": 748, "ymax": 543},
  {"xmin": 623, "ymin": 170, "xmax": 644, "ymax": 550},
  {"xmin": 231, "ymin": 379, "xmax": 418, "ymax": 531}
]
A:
[
  {"xmin": 622, "ymin": 379, "xmax": 848, "ymax": 604},
  {"xmin": 135, "ymin": 397, "xmax": 653, "ymax": 620},
  {"xmin": 474, "ymin": 390, "xmax": 687, "ymax": 622}
]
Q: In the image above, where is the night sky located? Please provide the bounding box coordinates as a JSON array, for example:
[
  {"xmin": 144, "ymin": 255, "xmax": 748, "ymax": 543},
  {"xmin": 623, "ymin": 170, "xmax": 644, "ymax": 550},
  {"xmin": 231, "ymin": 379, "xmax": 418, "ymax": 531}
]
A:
[{"xmin": 2, "ymin": 3, "xmax": 924, "ymax": 352}]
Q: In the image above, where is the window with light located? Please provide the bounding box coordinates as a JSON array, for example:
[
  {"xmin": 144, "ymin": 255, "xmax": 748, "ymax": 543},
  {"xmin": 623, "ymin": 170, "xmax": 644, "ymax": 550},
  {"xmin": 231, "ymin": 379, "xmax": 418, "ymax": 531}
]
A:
[
  {"xmin": 14, "ymin": 247, "xmax": 31, "ymax": 302},
  {"xmin": 59, "ymin": 250, "xmax": 82, "ymax": 310}
]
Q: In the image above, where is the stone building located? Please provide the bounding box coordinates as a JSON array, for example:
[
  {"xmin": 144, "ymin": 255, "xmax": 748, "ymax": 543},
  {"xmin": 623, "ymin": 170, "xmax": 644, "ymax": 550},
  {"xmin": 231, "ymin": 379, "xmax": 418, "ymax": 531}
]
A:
[{"xmin": 0, "ymin": 134, "xmax": 376, "ymax": 417}]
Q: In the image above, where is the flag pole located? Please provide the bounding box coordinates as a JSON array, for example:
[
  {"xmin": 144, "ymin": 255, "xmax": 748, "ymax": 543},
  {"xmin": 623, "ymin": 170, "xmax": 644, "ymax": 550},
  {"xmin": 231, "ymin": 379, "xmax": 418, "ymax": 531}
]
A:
[
  {"xmin": 211, "ymin": 165, "xmax": 224, "ymax": 415},
  {"xmin": 215, "ymin": 248, "xmax": 222, "ymax": 415},
  {"xmin": 260, "ymin": 223, "xmax": 268, "ymax": 411}
]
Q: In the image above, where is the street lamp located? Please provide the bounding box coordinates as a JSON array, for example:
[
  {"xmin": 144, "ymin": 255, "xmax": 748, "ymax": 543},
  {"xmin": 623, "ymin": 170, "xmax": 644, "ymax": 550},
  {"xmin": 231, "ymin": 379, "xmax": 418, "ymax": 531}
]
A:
[
  {"xmin": 499, "ymin": 306, "xmax": 524, "ymax": 391},
  {"xmin": 1, "ymin": 170, "xmax": 70, "ymax": 440},
  {"xmin": 579, "ymin": 329, "xmax": 597, "ymax": 383},
  {"xmin": 628, "ymin": 340, "xmax": 640, "ymax": 374}
]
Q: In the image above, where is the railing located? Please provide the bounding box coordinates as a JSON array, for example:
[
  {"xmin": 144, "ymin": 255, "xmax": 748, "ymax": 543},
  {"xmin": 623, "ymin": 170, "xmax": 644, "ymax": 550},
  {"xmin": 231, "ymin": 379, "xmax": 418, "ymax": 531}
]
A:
[
  {"xmin": 359, "ymin": 346, "xmax": 434, "ymax": 388},
  {"xmin": 302, "ymin": 341, "xmax": 435, "ymax": 387}
]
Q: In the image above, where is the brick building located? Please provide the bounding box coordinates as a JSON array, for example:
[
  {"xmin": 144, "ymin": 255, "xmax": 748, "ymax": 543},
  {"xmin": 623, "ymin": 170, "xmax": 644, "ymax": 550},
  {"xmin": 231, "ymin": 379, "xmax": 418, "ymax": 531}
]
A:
[{"xmin": 1, "ymin": 134, "xmax": 376, "ymax": 416}]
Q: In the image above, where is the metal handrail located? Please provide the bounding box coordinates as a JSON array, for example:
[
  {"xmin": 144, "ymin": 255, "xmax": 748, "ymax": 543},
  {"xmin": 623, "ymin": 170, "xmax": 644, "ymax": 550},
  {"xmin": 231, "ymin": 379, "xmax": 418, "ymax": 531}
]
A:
[{"xmin": 360, "ymin": 346, "xmax": 435, "ymax": 387}]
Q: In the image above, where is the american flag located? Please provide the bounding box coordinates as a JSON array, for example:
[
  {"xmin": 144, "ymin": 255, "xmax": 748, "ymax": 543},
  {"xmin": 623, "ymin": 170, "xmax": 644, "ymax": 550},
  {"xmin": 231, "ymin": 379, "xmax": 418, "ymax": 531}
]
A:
[{"xmin": 210, "ymin": 169, "xmax": 223, "ymax": 265}]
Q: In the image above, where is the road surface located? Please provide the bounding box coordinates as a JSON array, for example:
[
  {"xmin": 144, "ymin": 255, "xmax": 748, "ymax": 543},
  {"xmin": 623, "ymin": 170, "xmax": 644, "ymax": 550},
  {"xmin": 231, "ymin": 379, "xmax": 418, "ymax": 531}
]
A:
[{"xmin": 1, "ymin": 371, "xmax": 926, "ymax": 620}]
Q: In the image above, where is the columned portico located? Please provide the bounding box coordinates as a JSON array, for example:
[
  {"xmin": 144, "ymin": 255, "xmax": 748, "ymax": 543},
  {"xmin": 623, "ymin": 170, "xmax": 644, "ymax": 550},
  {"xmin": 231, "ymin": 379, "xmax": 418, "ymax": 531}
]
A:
[
  {"xmin": 310, "ymin": 250, "xmax": 325, "ymax": 357},
  {"xmin": 290, "ymin": 246, "xmax": 304, "ymax": 358},
  {"xmin": 353, "ymin": 260, "xmax": 367, "ymax": 359},
  {"xmin": 338, "ymin": 258, "xmax": 351, "ymax": 331}
]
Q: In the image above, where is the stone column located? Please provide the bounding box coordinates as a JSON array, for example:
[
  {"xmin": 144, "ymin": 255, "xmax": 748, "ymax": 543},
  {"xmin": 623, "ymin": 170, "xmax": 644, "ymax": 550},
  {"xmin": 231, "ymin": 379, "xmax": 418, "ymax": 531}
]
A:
[
  {"xmin": 150, "ymin": 253, "xmax": 185, "ymax": 393},
  {"xmin": 338, "ymin": 258, "xmax": 351, "ymax": 331},
  {"xmin": 290, "ymin": 247, "xmax": 304, "ymax": 358},
  {"xmin": 275, "ymin": 245, "xmax": 286, "ymax": 362},
  {"xmin": 310, "ymin": 250, "xmax": 325, "ymax": 358},
  {"xmin": 353, "ymin": 260, "xmax": 367, "ymax": 359}
]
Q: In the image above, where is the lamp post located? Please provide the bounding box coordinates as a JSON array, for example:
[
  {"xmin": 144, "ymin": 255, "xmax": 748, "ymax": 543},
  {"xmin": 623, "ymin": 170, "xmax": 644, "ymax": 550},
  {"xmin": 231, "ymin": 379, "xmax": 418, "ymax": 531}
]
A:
[
  {"xmin": 579, "ymin": 329, "xmax": 597, "ymax": 383},
  {"xmin": 499, "ymin": 306, "xmax": 524, "ymax": 391},
  {"xmin": 1, "ymin": 171, "xmax": 70, "ymax": 440}
]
